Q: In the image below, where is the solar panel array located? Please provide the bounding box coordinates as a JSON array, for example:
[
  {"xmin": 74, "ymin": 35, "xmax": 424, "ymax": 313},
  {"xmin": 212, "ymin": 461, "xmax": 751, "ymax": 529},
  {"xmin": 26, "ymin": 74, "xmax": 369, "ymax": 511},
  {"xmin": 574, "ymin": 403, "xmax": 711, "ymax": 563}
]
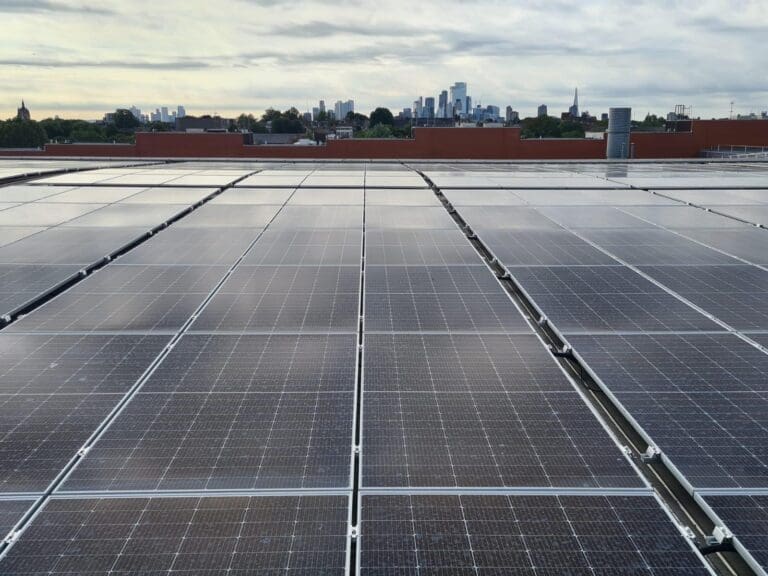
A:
[
  {"xmin": 439, "ymin": 160, "xmax": 768, "ymax": 574},
  {"xmin": 3, "ymin": 159, "xmax": 765, "ymax": 574}
]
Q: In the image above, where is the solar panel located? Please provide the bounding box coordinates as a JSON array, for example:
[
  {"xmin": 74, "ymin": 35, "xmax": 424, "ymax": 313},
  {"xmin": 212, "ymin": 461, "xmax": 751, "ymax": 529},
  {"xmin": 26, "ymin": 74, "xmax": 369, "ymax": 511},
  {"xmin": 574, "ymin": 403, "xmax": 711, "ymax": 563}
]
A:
[
  {"xmin": 0, "ymin": 264, "xmax": 82, "ymax": 315},
  {"xmin": 479, "ymin": 229, "xmax": 619, "ymax": 266},
  {"xmin": 511, "ymin": 266, "xmax": 723, "ymax": 333},
  {"xmin": 0, "ymin": 203, "xmax": 105, "ymax": 227},
  {"xmin": 211, "ymin": 187, "xmax": 294, "ymax": 204},
  {"xmin": 0, "ymin": 495, "xmax": 349, "ymax": 575},
  {"xmin": 366, "ymin": 206, "xmax": 458, "ymax": 229},
  {"xmin": 570, "ymin": 333, "xmax": 768, "ymax": 489},
  {"xmin": 621, "ymin": 205, "xmax": 751, "ymax": 229},
  {"xmin": 578, "ymin": 228, "xmax": 740, "ymax": 266},
  {"xmin": 365, "ymin": 229, "xmax": 481, "ymax": 266},
  {"xmin": 0, "ymin": 331, "xmax": 163, "ymax": 490},
  {"xmin": 0, "ymin": 185, "xmax": 72, "ymax": 202},
  {"xmin": 171, "ymin": 205, "xmax": 282, "ymax": 228},
  {"xmin": 219, "ymin": 265, "xmax": 360, "ymax": 294},
  {"xmin": 117, "ymin": 228, "xmax": 259, "ymax": 266},
  {"xmin": 290, "ymin": 188, "xmax": 363, "ymax": 205},
  {"xmin": 0, "ymin": 228, "xmax": 46, "ymax": 248},
  {"xmin": 365, "ymin": 189, "xmax": 441, "ymax": 206},
  {"xmin": 0, "ymin": 227, "xmax": 148, "ymax": 265},
  {"xmin": 270, "ymin": 205, "xmax": 362, "ymax": 229},
  {"xmin": 702, "ymin": 495, "xmax": 768, "ymax": 573},
  {"xmin": 191, "ymin": 292, "xmax": 360, "ymax": 333},
  {"xmin": 448, "ymin": 206, "xmax": 562, "ymax": 230},
  {"xmin": 64, "ymin": 389, "xmax": 354, "ymax": 491},
  {"xmin": 637, "ymin": 265, "xmax": 768, "ymax": 330},
  {"xmin": 364, "ymin": 333, "xmax": 574, "ymax": 393},
  {"xmin": 536, "ymin": 206, "xmax": 647, "ymax": 228},
  {"xmin": 34, "ymin": 186, "xmax": 144, "ymax": 204},
  {"xmin": 677, "ymin": 228, "xmax": 768, "ymax": 265},
  {"xmin": 140, "ymin": 333, "xmax": 356, "ymax": 393},
  {"xmin": 7, "ymin": 292, "xmax": 208, "ymax": 333},
  {"xmin": 119, "ymin": 187, "xmax": 219, "ymax": 204},
  {"xmin": 359, "ymin": 494, "xmax": 711, "ymax": 575},
  {"xmin": 441, "ymin": 189, "xmax": 527, "ymax": 206},
  {"xmin": 365, "ymin": 265, "xmax": 507, "ymax": 294},
  {"xmin": 0, "ymin": 501, "xmax": 33, "ymax": 539}
]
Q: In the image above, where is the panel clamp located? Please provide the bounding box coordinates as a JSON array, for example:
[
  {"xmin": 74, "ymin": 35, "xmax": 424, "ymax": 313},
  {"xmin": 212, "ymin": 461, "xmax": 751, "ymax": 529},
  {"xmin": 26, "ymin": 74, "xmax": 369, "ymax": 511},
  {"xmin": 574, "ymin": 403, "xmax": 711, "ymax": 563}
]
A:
[
  {"xmin": 3, "ymin": 530, "xmax": 20, "ymax": 545},
  {"xmin": 699, "ymin": 526, "xmax": 734, "ymax": 555},
  {"xmin": 549, "ymin": 344, "xmax": 572, "ymax": 358},
  {"xmin": 640, "ymin": 445, "xmax": 661, "ymax": 463}
]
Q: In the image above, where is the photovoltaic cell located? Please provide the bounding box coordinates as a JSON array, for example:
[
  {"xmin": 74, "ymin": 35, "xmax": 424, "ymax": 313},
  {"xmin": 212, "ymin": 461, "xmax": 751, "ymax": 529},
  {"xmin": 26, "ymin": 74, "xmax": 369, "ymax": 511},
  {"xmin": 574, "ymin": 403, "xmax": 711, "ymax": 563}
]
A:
[
  {"xmin": 457, "ymin": 206, "xmax": 563, "ymax": 230},
  {"xmin": 365, "ymin": 265, "xmax": 506, "ymax": 294},
  {"xmin": 0, "ymin": 500, "xmax": 33, "ymax": 539},
  {"xmin": 702, "ymin": 495, "xmax": 768, "ymax": 573},
  {"xmin": 0, "ymin": 334, "xmax": 168, "ymax": 492},
  {"xmin": 478, "ymin": 229, "xmax": 618, "ymax": 266},
  {"xmin": 0, "ymin": 495, "xmax": 348, "ymax": 576},
  {"xmin": 117, "ymin": 228, "xmax": 259, "ymax": 266},
  {"xmin": 675, "ymin": 228, "xmax": 768, "ymax": 265},
  {"xmin": 141, "ymin": 333, "xmax": 356, "ymax": 393},
  {"xmin": 219, "ymin": 265, "xmax": 360, "ymax": 294},
  {"xmin": 621, "ymin": 205, "xmax": 751, "ymax": 229},
  {"xmin": 578, "ymin": 228, "xmax": 740, "ymax": 266},
  {"xmin": 64, "ymin": 390, "xmax": 354, "ymax": 491},
  {"xmin": 270, "ymin": 205, "xmax": 362, "ymax": 229},
  {"xmin": 638, "ymin": 265, "xmax": 768, "ymax": 330},
  {"xmin": 364, "ymin": 333, "xmax": 570, "ymax": 393},
  {"xmin": 511, "ymin": 266, "xmax": 722, "ymax": 333},
  {"xmin": 0, "ymin": 227, "xmax": 148, "ymax": 265},
  {"xmin": 58, "ymin": 203, "xmax": 185, "ymax": 227},
  {"xmin": 570, "ymin": 333, "xmax": 768, "ymax": 489},
  {"xmin": 172, "ymin": 204, "xmax": 281, "ymax": 228},
  {"xmin": 0, "ymin": 264, "xmax": 82, "ymax": 315},
  {"xmin": 7, "ymin": 292, "xmax": 208, "ymax": 333},
  {"xmin": 359, "ymin": 494, "xmax": 711, "ymax": 575},
  {"xmin": 365, "ymin": 206, "xmax": 457, "ymax": 229}
]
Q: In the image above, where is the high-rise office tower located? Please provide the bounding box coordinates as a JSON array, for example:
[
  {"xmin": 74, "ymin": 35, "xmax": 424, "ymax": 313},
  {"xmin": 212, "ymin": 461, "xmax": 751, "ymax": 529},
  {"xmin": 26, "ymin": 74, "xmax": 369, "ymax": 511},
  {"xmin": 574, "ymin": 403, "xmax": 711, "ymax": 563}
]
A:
[
  {"xmin": 569, "ymin": 87, "xmax": 579, "ymax": 118},
  {"xmin": 424, "ymin": 97, "xmax": 435, "ymax": 119},
  {"xmin": 450, "ymin": 82, "xmax": 467, "ymax": 115},
  {"xmin": 438, "ymin": 90, "xmax": 448, "ymax": 118},
  {"xmin": 538, "ymin": 104, "xmax": 548, "ymax": 117}
]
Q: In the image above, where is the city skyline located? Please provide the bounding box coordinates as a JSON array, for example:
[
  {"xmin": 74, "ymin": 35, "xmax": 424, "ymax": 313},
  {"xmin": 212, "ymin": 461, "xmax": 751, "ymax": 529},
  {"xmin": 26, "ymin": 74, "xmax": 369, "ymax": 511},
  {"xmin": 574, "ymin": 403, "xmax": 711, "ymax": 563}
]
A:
[{"xmin": 2, "ymin": 0, "xmax": 767, "ymax": 120}]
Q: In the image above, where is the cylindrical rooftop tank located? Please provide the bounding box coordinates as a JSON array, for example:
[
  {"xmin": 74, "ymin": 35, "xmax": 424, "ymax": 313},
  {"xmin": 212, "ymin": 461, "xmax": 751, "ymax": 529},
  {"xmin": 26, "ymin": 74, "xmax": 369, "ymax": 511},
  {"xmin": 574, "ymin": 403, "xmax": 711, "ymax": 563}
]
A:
[{"xmin": 606, "ymin": 107, "xmax": 632, "ymax": 159}]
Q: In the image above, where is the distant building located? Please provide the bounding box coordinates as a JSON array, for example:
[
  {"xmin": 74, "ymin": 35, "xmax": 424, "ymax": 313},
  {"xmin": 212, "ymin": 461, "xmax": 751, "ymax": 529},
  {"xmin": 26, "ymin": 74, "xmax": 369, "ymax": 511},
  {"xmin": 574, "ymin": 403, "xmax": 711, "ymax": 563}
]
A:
[
  {"xmin": 16, "ymin": 100, "xmax": 30, "ymax": 121},
  {"xmin": 412, "ymin": 97, "xmax": 423, "ymax": 118},
  {"xmin": 437, "ymin": 90, "xmax": 448, "ymax": 118},
  {"xmin": 424, "ymin": 97, "xmax": 435, "ymax": 119},
  {"xmin": 601, "ymin": 113, "xmax": 609, "ymax": 122},
  {"xmin": 319, "ymin": 100, "xmax": 326, "ymax": 114},
  {"xmin": 312, "ymin": 107, "xmax": 320, "ymax": 121},
  {"xmin": 175, "ymin": 115, "xmax": 230, "ymax": 132},
  {"xmin": 568, "ymin": 88, "xmax": 579, "ymax": 118},
  {"xmin": 302, "ymin": 112, "xmax": 312, "ymax": 124},
  {"xmin": 334, "ymin": 99, "xmax": 354, "ymax": 120},
  {"xmin": 505, "ymin": 106, "xmax": 520, "ymax": 124},
  {"xmin": 537, "ymin": 104, "xmax": 548, "ymax": 117},
  {"xmin": 401, "ymin": 108, "xmax": 412, "ymax": 119},
  {"xmin": 177, "ymin": 106, "xmax": 186, "ymax": 119},
  {"xmin": 160, "ymin": 107, "xmax": 170, "ymax": 123},
  {"xmin": 450, "ymin": 82, "xmax": 468, "ymax": 116},
  {"xmin": 129, "ymin": 106, "xmax": 142, "ymax": 121}
]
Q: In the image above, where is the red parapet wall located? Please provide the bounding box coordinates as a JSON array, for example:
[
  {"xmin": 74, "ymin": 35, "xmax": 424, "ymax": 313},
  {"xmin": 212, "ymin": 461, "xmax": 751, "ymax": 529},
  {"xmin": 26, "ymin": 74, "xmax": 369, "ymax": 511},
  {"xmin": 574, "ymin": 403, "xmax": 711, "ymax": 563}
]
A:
[{"xmin": 1, "ymin": 121, "xmax": 767, "ymax": 159}]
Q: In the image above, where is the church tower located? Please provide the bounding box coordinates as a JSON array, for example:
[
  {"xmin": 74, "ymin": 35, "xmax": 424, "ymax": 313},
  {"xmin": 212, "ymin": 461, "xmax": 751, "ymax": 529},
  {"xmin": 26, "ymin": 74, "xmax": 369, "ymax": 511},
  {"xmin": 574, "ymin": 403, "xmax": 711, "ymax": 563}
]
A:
[{"xmin": 17, "ymin": 100, "xmax": 31, "ymax": 121}]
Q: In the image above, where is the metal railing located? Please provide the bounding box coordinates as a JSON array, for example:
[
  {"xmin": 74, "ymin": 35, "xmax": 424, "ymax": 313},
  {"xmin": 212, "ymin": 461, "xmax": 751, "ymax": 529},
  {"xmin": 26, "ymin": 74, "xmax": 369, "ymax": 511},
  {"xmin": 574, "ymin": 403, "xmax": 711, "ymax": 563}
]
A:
[{"xmin": 702, "ymin": 145, "xmax": 768, "ymax": 159}]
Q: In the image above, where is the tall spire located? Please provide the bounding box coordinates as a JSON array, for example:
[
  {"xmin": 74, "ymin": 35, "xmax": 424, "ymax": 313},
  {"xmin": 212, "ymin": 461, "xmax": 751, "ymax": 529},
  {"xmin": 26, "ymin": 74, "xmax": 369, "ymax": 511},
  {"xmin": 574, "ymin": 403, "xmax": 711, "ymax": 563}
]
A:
[{"xmin": 573, "ymin": 87, "xmax": 578, "ymax": 109}]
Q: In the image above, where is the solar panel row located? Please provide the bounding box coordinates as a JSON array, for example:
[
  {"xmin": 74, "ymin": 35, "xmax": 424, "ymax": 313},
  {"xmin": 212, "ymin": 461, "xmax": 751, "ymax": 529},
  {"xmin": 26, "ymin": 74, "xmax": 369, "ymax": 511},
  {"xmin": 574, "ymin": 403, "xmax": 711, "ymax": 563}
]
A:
[{"xmin": 0, "ymin": 161, "xmax": 746, "ymax": 574}]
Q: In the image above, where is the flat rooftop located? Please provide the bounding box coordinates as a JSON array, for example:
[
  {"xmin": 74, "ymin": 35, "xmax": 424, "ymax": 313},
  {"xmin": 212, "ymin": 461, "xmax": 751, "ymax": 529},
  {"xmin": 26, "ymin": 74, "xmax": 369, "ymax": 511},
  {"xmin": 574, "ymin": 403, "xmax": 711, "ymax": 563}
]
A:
[{"xmin": 0, "ymin": 158, "xmax": 766, "ymax": 575}]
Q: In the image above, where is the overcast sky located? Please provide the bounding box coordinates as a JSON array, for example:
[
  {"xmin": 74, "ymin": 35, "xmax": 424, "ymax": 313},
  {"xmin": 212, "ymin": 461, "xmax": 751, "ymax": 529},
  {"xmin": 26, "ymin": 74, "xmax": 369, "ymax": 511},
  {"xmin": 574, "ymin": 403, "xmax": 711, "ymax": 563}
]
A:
[{"xmin": 1, "ymin": 0, "xmax": 767, "ymax": 120}]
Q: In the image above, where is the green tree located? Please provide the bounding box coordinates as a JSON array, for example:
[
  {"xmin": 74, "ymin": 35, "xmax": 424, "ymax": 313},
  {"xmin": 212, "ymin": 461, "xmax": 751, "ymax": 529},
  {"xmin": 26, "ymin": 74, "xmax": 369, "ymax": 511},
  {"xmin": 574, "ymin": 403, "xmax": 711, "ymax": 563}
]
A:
[
  {"xmin": 520, "ymin": 115, "xmax": 562, "ymax": 138},
  {"xmin": 113, "ymin": 109, "xmax": 140, "ymax": 130},
  {"xmin": 369, "ymin": 107, "xmax": 394, "ymax": 127},
  {"xmin": 358, "ymin": 124, "xmax": 394, "ymax": 138},
  {"xmin": 0, "ymin": 119, "xmax": 47, "ymax": 148}
]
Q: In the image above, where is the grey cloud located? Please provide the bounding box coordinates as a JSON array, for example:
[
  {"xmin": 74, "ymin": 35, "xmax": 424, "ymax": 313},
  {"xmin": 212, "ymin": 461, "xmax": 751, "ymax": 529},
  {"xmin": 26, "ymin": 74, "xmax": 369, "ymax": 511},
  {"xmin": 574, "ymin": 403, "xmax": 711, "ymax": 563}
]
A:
[
  {"xmin": 0, "ymin": 0, "xmax": 115, "ymax": 14},
  {"xmin": 265, "ymin": 21, "xmax": 424, "ymax": 39},
  {"xmin": 0, "ymin": 58, "xmax": 211, "ymax": 70}
]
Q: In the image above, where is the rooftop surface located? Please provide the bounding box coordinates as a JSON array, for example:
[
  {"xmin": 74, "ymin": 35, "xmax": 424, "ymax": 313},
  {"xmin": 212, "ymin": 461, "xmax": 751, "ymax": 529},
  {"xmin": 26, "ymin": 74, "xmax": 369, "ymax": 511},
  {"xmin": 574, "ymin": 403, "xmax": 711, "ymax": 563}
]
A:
[{"xmin": 0, "ymin": 159, "xmax": 766, "ymax": 575}]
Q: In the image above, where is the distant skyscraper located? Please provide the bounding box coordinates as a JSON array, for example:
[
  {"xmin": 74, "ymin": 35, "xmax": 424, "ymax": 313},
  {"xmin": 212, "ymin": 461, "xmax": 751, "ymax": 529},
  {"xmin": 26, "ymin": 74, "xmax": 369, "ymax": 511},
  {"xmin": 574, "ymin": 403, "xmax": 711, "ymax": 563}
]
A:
[
  {"xmin": 334, "ymin": 99, "xmax": 354, "ymax": 120},
  {"xmin": 537, "ymin": 104, "xmax": 548, "ymax": 117},
  {"xmin": 450, "ymin": 82, "xmax": 468, "ymax": 115},
  {"xmin": 505, "ymin": 106, "xmax": 519, "ymax": 123},
  {"xmin": 16, "ymin": 100, "xmax": 30, "ymax": 121},
  {"xmin": 402, "ymin": 108, "xmax": 412, "ymax": 119},
  {"xmin": 129, "ymin": 106, "xmax": 142, "ymax": 121},
  {"xmin": 177, "ymin": 105, "xmax": 186, "ymax": 119},
  {"xmin": 438, "ymin": 90, "xmax": 448, "ymax": 118},
  {"xmin": 319, "ymin": 100, "xmax": 326, "ymax": 114},
  {"xmin": 160, "ymin": 107, "xmax": 170, "ymax": 123},
  {"xmin": 413, "ymin": 97, "xmax": 423, "ymax": 119},
  {"xmin": 424, "ymin": 97, "xmax": 435, "ymax": 119},
  {"xmin": 312, "ymin": 107, "xmax": 320, "ymax": 120},
  {"xmin": 568, "ymin": 88, "xmax": 579, "ymax": 118}
]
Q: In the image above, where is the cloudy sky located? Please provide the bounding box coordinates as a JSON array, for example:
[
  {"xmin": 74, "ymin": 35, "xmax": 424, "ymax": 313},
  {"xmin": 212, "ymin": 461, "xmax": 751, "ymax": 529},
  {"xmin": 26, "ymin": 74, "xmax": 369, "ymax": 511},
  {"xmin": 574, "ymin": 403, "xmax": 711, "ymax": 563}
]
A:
[{"xmin": 1, "ymin": 0, "xmax": 766, "ymax": 120}]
